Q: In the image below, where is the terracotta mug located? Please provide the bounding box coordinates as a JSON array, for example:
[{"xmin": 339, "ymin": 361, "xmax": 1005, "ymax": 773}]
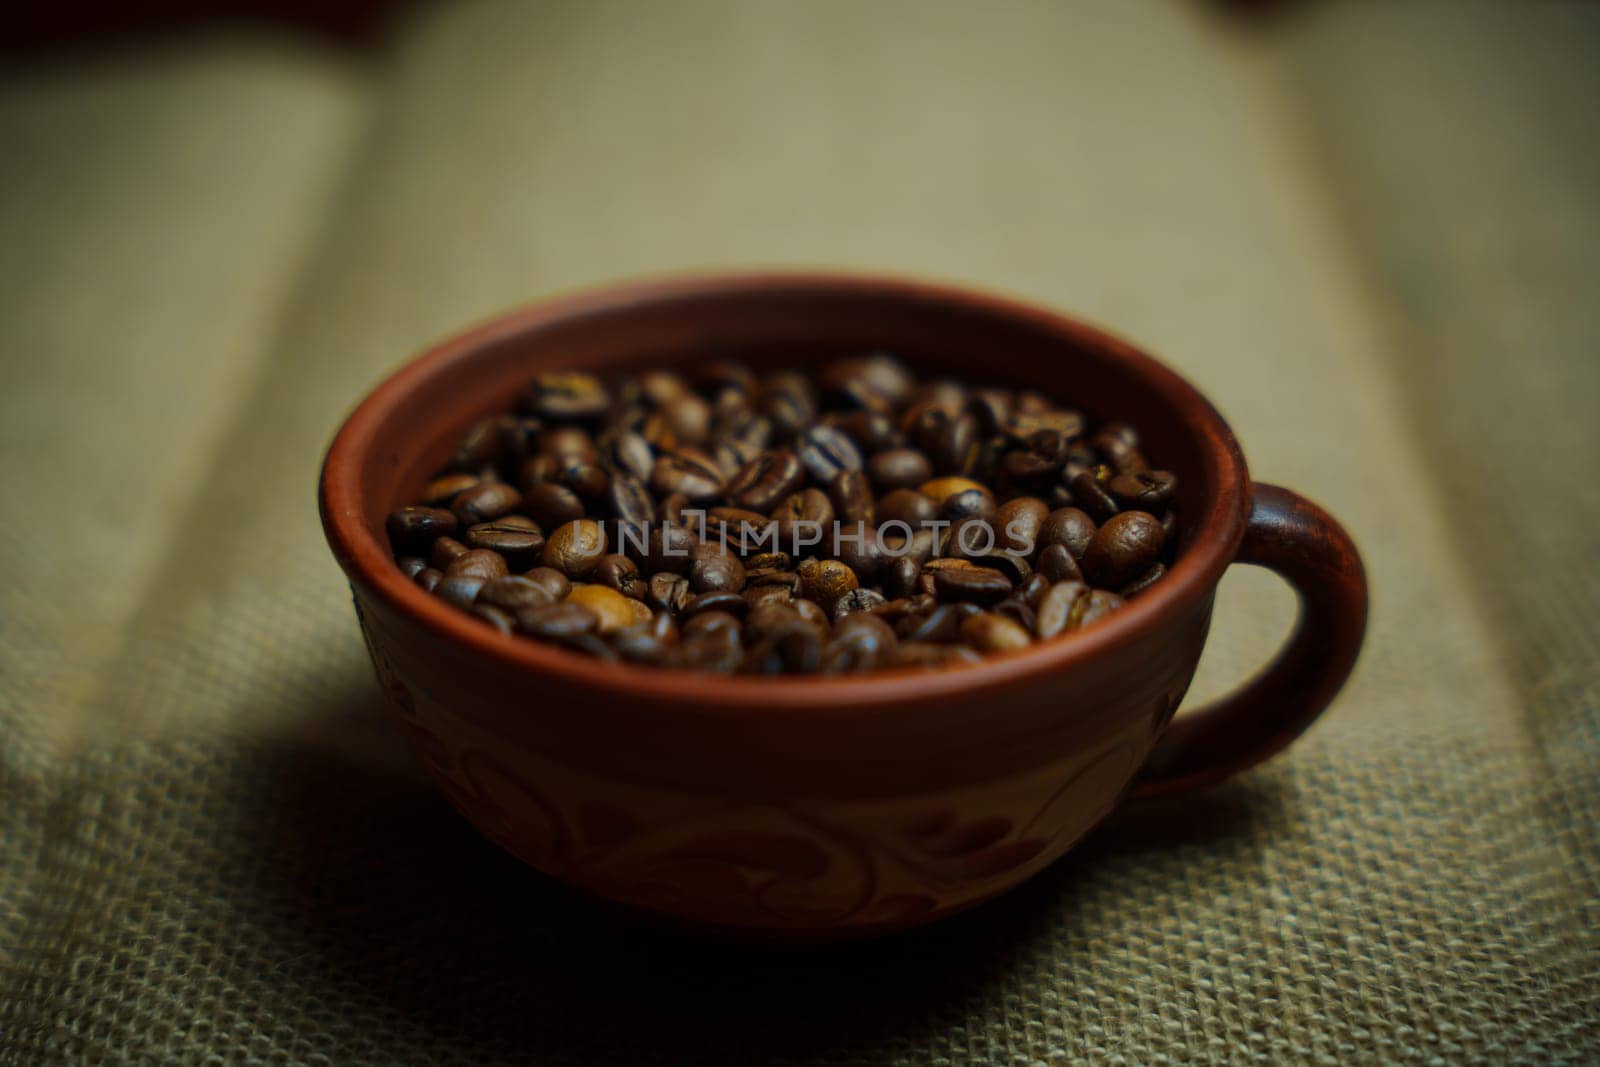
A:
[{"xmin": 320, "ymin": 273, "xmax": 1367, "ymax": 939}]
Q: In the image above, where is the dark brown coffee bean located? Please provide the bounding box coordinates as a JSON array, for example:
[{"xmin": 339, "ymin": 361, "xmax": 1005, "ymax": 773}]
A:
[
  {"xmin": 465, "ymin": 518, "xmax": 544, "ymax": 569},
  {"xmin": 661, "ymin": 634, "xmax": 742, "ymax": 673},
  {"xmin": 613, "ymin": 613, "xmax": 678, "ymax": 661},
  {"xmin": 930, "ymin": 413, "xmax": 979, "ymax": 476},
  {"xmin": 598, "ymin": 430, "xmax": 655, "ymax": 482},
  {"xmin": 659, "ymin": 393, "xmax": 712, "ymax": 445},
  {"xmin": 1038, "ymin": 542, "xmax": 1084, "ymax": 583},
  {"xmin": 517, "ymin": 481, "xmax": 583, "ymax": 533},
  {"xmin": 1109, "ymin": 470, "xmax": 1176, "ymax": 512},
  {"xmin": 648, "ymin": 572, "xmax": 691, "ymax": 614},
  {"xmin": 744, "ymin": 602, "xmax": 814, "ymax": 643},
  {"xmin": 890, "ymin": 642, "xmax": 983, "ymax": 669},
  {"xmin": 451, "ymin": 482, "xmax": 523, "ymax": 526},
  {"xmin": 386, "ymin": 506, "xmax": 458, "ymax": 554},
  {"xmin": 682, "ymin": 610, "xmax": 741, "ymax": 640},
  {"xmin": 880, "ymin": 526, "xmax": 937, "ymax": 566},
  {"xmin": 1003, "ymin": 408, "xmax": 1084, "ymax": 442},
  {"xmin": 745, "ymin": 551, "xmax": 792, "ymax": 572},
  {"xmin": 414, "ymin": 567, "xmax": 443, "ymax": 593},
  {"xmin": 448, "ymin": 417, "xmax": 504, "ymax": 470},
  {"xmin": 969, "ymin": 551, "xmax": 1032, "ymax": 586},
  {"xmin": 1069, "ymin": 471, "xmax": 1119, "ymax": 523},
  {"xmin": 759, "ymin": 371, "xmax": 816, "ymax": 437},
  {"xmin": 798, "ymin": 558, "xmax": 859, "ymax": 608},
  {"xmin": 478, "ymin": 575, "xmax": 558, "ymax": 613},
  {"xmin": 993, "ymin": 596, "xmax": 1036, "ymax": 631},
  {"xmin": 397, "ymin": 556, "xmax": 428, "ymax": 579},
  {"xmin": 746, "ymin": 568, "xmax": 803, "ymax": 594},
  {"xmin": 629, "ymin": 522, "xmax": 694, "ymax": 575},
  {"xmin": 594, "ymin": 554, "xmax": 646, "ymax": 599},
  {"xmin": 515, "ymin": 602, "xmax": 599, "ymax": 639},
  {"xmin": 960, "ymin": 612, "xmax": 1033, "ymax": 653},
  {"xmin": 818, "ymin": 354, "xmax": 915, "ymax": 412},
  {"xmin": 650, "ymin": 447, "xmax": 724, "ymax": 502},
  {"xmin": 1082, "ymin": 511, "xmax": 1166, "ymax": 588},
  {"xmin": 1034, "ymin": 580, "xmax": 1090, "ymax": 640},
  {"xmin": 1017, "ymin": 573, "xmax": 1051, "ymax": 607},
  {"xmin": 1078, "ymin": 590, "xmax": 1125, "ymax": 626},
  {"xmin": 471, "ymin": 603, "xmax": 515, "ymax": 635},
  {"xmin": 421, "ymin": 473, "xmax": 480, "ymax": 507},
  {"xmin": 606, "ymin": 472, "xmax": 654, "ymax": 527},
  {"xmin": 884, "ymin": 556, "xmax": 921, "ymax": 599},
  {"xmin": 1161, "ymin": 508, "xmax": 1179, "ymax": 543},
  {"xmin": 827, "ymin": 470, "xmax": 875, "ymax": 527},
  {"xmin": 832, "ymin": 588, "xmax": 887, "ymax": 620},
  {"xmin": 1091, "ymin": 422, "xmax": 1147, "ymax": 474},
  {"xmin": 996, "ymin": 449, "xmax": 1057, "ymax": 496},
  {"xmin": 445, "ymin": 549, "xmax": 509, "ymax": 581},
  {"xmin": 897, "ymin": 603, "xmax": 960, "ymax": 643},
  {"xmin": 771, "ymin": 488, "xmax": 834, "ymax": 533},
  {"xmin": 428, "ymin": 536, "xmax": 469, "ymax": 570},
  {"xmin": 542, "ymin": 519, "xmax": 608, "ymax": 578},
  {"xmin": 435, "ymin": 574, "xmax": 487, "ymax": 609},
  {"xmin": 705, "ymin": 507, "xmax": 773, "ymax": 554},
  {"xmin": 537, "ymin": 426, "xmax": 601, "ymax": 465},
  {"xmin": 525, "ymin": 372, "xmax": 609, "ymax": 421},
  {"xmin": 942, "ymin": 487, "xmax": 996, "ymax": 525},
  {"xmin": 1038, "ymin": 507, "xmax": 1097, "ymax": 559},
  {"xmin": 835, "ymin": 527, "xmax": 884, "ymax": 583},
  {"xmin": 995, "ymin": 497, "xmax": 1048, "ymax": 555},
  {"xmin": 522, "ymin": 566, "xmax": 571, "ymax": 601},
  {"xmin": 1119, "ymin": 562, "xmax": 1167, "ymax": 598},
  {"xmin": 798, "ymin": 424, "xmax": 863, "ymax": 484},
  {"xmin": 725, "ymin": 450, "xmax": 804, "ymax": 513},
  {"xmin": 933, "ymin": 566, "xmax": 1012, "ymax": 605},
  {"xmin": 821, "ymin": 612, "xmax": 897, "ymax": 672},
  {"xmin": 690, "ymin": 551, "xmax": 746, "ymax": 594},
  {"xmin": 867, "ymin": 448, "xmax": 932, "ymax": 493},
  {"xmin": 877, "ymin": 488, "xmax": 936, "ymax": 530}
]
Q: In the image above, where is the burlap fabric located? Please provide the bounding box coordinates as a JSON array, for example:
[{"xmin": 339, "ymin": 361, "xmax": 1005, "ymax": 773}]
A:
[{"xmin": 2, "ymin": 2, "xmax": 1596, "ymax": 1062}]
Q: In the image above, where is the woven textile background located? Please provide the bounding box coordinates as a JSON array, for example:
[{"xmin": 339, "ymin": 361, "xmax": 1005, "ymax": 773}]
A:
[{"xmin": 2, "ymin": 2, "xmax": 1596, "ymax": 1063}]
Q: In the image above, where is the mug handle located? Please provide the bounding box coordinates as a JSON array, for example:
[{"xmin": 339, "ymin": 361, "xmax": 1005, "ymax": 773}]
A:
[{"xmin": 1128, "ymin": 483, "xmax": 1368, "ymax": 799}]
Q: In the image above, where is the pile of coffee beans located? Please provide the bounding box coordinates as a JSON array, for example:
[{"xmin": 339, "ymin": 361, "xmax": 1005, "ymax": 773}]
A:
[{"xmin": 385, "ymin": 354, "xmax": 1179, "ymax": 673}]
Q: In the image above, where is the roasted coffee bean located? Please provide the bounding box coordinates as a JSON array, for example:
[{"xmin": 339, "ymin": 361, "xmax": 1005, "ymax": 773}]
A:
[
  {"xmin": 1069, "ymin": 471, "xmax": 1119, "ymax": 523},
  {"xmin": 832, "ymin": 588, "xmax": 887, "ymax": 620},
  {"xmin": 451, "ymin": 482, "xmax": 522, "ymax": 526},
  {"xmin": 594, "ymin": 554, "xmax": 646, "ymax": 599},
  {"xmin": 942, "ymin": 487, "xmax": 996, "ymax": 525},
  {"xmin": 537, "ymin": 426, "xmax": 601, "ymax": 465},
  {"xmin": 760, "ymin": 371, "xmax": 816, "ymax": 437},
  {"xmin": 960, "ymin": 612, "xmax": 1033, "ymax": 654},
  {"xmin": 930, "ymin": 412, "xmax": 979, "ymax": 476},
  {"xmin": 681, "ymin": 591, "xmax": 749, "ymax": 620},
  {"xmin": 891, "ymin": 642, "xmax": 983, "ymax": 669},
  {"xmin": 947, "ymin": 517, "xmax": 997, "ymax": 560},
  {"xmin": 745, "ymin": 583, "xmax": 794, "ymax": 609},
  {"xmin": 449, "ymin": 417, "xmax": 504, "ymax": 470},
  {"xmin": 560, "ymin": 632, "xmax": 621, "ymax": 662},
  {"xmin": 970, "ymin": 551, "xmax": 1032, "ymax": 586},
  {"xmin": 798, "ymin": 424, "xmax": 863, "ymax": 485},
  {"xmin": 521, "ymin": 482, "xmax": 586, "ymax": 531},
  {"xmin": 1038, "ymin": 542, "xmax": 1084, "ymax": 583},
  {"xmin": 996, "ymin": 449, "xmax": 1057, "ymax": 496},
  {"xmin": 630, "ymin": 521, "xmax": 694, "ymax": 575},
  {"xmin": 798, "ymin": 558, "xmax": 859, "ymax": 608},
  {"xmin": 1017, "ymin": 572, "xmax": 1051, "ymax": 607},
  {"xmin": 612, "ymin": 611, "xmax": 679, "ymax": 662},
  {"xmin": 690, "ymin": 551, "xmax": 747, "ymax": 594},
  {"xmin": 421, "ymin": 473, "xmax": 481, "ymax": 507},
  {"xmin": 1038, "ymin": 507, "xmax": 1097, "ymax": 559},
  {"xmin": 566, "ymin": 584, "xmax": 648, "ymax": 633},
  {"xmin": 995, "ymin": 497, "xmax": 1048, "ymax": 555},
  {"xmin": 599, "ymin": 429, "xmax": 655, "ymax": 481},
  {"xmin": 1078, "ymin": 590, "xmax": 1125, "ymax": 627},
  {"xmin": 1161, "ymin": 509, "xmax": 1179, "ymax": 543},
  {"xmin": 387, "ymin": 506, "xmax": 458, "ymax": 554},
  {"xmin": 1109, "ymin": 470, "xmax": 1177, "ymax": 512},
  {"xmin": 1082, "ymin": 511, "xmax": 1165, "ymax": 588},
  {"xmin": 1004, "ymin": 408, "xmax": 1084, "ymax": 442},
  {"xmin": 659, "ymin": 393, "xmax": 712, "ymax": 444},
  {"xmin": 1034, "ymin": 580, "xmax": 1089, "ymax": 640},
  {"xmin": 446, "ymin": 549, "xmax": 510, "ymax": 581},
  {"xmin": 526, "ymin": 372, "xmax": 609, "ymax": 421},
  {"xmin": 771, "ymin": 488, "xmax": 834, "ymax": 536},
  {"xmin": 919, "ymin": 477, "xmax": 991, "ymax": 511},
  {"xmin": 877, "ymin": 488, "xmax": 937, "ymax": 529},
  {"xmin": 542, "ymin": 519, "xmax": 608, "ymax": 578},
  {"xmin": 435, "ymin": 574, "xmax": 487, "ymax": 609},
  {"xmin": 831, "ymin": 409, "xmax": 901, "ymax": 453},
  {"xmin": 867, "ymin": 448, "xmax": 932, "ymax": 493},
  {"xmin": 465, "ymin": 518, "xmax": 544, "ymax": 569},
  {"xmin": 1091, "ymin": 422, "xmax": 1147, "ymax": 474},
  {"xmin": 397, "ymin": 556, "xmax": 428, "ymax": 579},
  {"xmin": 993, "ymin": 596, "xmax": 1036, "ymax": 631},
  {"xmin": 836, "ymin": 527, "xmax": 884, "ymax": 583},
  {"xmin": 603, "ymin": 473, "xmax": 652, "ymax": 528},
  {"xmin": 884, "ymin": 556, "xmax": 921, "ymax": 599},
  {"xmin": 821, "ymin": 612, "xmax": 897, "ymax": 672},
  {"xmin": 745, "ymin": 551, "xmax": 792, "ymax": 572},
  {"xmin": 650, "ymin": 447, "xmax": 724, "ymax": 502},
  {"xmin": 414, "ymin": 567, "xmax": 443, "ymax": 593},
  {"xmin": 881, "ymin": 526, "xmax": 938, "ymax": 566},
  {"xmin": 828, "ymin": 470, "xmax": 875, "ymax": 527},
  {"xmin": 819, "ymin": 354, "xmax": 916, "ymax": 412},
  {"xmin": 1120, "ymin": 562, "xmax": 1167, "ymax": 598},
  {"xmin": 682, "ymin": 610, "xmax": 742, "ymax": 640},
  {"xmin": 725, "ymin": 450, "xmax": 804, "ymax": 513},
  {"xmin": 470, "ymin": 603, "xmax": 515, "ymax": 635},
  {"xmin": 429, "ymin": 536, "xmax": 469, "ymax": 570},
  {"xmin": 479, "ymin": 575, "xmax": 558, "ymax": 612},
  {"xmin": 523, "ymin": 566, "xmax": 571, "ymax": 601},
  {"xmin": 898, "ymin": 603, "xmax": 968, "ymax": 643},
  {"xmin": 515, "ymin": 602, "xmax": 599, "ymax": 639},
  {"xmin": 705, "ymin": 507, "xmax": 773, "ymax": 553},
  {"xmin": 932, "ymin": 566, "xmax": 1013, "ymax": 605},
  {"xmin": 643, "ymin": 571, "xmax": 689, "ymax": 614}
]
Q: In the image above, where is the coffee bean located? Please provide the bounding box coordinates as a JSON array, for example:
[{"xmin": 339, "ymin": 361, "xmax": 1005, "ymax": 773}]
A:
[
  {"xmin": 465, "ymin": 518, "xmax": 544, "ymax": 569},
  {"xmin": 397, "ymin": 556, "xmax": 428, "ymax": 579},
  {"xmin": 1120, "ymin": 562, "xmax": 1167, "ymax": 598},
  {"xmin": 771, "ymin": 488, "xmax": 834, "ymax": 536},
  {"xmin": 1004, "ymin": 408, "xmax": 1084, "ymax": 442},
  {"xmin": 414, "ymin": 567, "xmax": 443, "ymax": 593},
  {"xmin": 449, "ymin": 417, "xmax": 505, "ymax": 470},
  {"xmin": 1038, "ymin": 507, "xmax": 1097, "ymax": 559},
  {"xmin": 690, "ymin": 551, "xmax": 747, "ymax": 594},
  {"xmin": 421, "ymin": 473, "xmax": 481, "ymax": 507},
  {"xmin": 650, "ymin": 448, "xmax": 724, "ymax": 502},
  {"xmin": 681, "ymin": 591, "xmax": 748, "ymax": 620},
  {"xmin": 930, "ymin": 412, "xmax": 979, "ymax": 476},
  {"xmin": 537, "ymin": 426, "xmax": 601, "ymax": 465},
  {"xmin": 818, "ymin": 354, "xmax": 915, "ymax": 412},
  {"xmin": 725, "ymin": 450, "xmax": 804, "ymax": 513},
  {"xmin": 607, "ymin": 472, "xmax": 655, "ymax": 527},
  {"xmin": 648, "ymin": 572, "xmax": 691, "ymax": 614},
  {"xmin": 1091, "ymin": 422, "xmax": 1147, "ymax": 474},
  {"xmin": 932, "ymin": 566, "xmax": 1012, "ymax": 605},
  {"xmin": 515, "ymin": 602, "xmax": 599, "ymax": 639},
  {"xmin": 828, "ymin": 470, "xmax": 875, "ymax": 527},
  {"xmin": 565, "ymin": 584, "xmax": 646, "ymax": 633},
  {"xmin": 522, "ymin": 482, "xmax": 586, "ymax": 531},
  {"xmin": 832, "ymin": 588, "xmax": 887, "ymax": 620},
  {"xmin": 877, "ymin": 488, "xmax": 936, "ymax": 529},
  {"xmin": 798, "ymin": 424, "xmax": 863, "ymax": 485},
  {"xmin": 995, "ymin": 497, "xmax": 1048, "ymax": 555},
  {"xmin": 682, "ymin": 610, "xmax": 742, "ymax": 640},
  {"xmin": 525, "ymin": 372, "xmax": 609, "ymax": 421},
  {"xmin": 1082, "ymin": 510, "xmax": 1165, "ymax": 588},
  {"xmin": 1079, "ymin": 590, "xmax": 1125, "ymax": 627},
  {"xmin": 993, "ymin": 596, "xmax": 1036, "ymax": 631},
  {"xmin": 884, "ymin": 556, "xmax": 921, "ymax": 599},
  {"xmin": 446, "ymin": 549, "xmax": 509, "ymax": 581},
  {"xmin": 959, "ymin": 612, "xmax": 1033, "ymax": 653},
  {"xmin": 798, "ymin": 558, "xmax": 859, "ymax": 608},
  {"xmin": 1038, "ymin": 542, "xmax": 1083, "ymax": 583},
  {"xmin": 792, "ymin": 598, "xmax": 832, "ymax": 632},
  {"xmin": 435, "ymin": 574, "xmax": 487, "ymax": 609},
  {"xmin": 969, "ymin": 551, "xmax": 1032, "ymax": 586},
  {"xmin": 867, "ymin": 448, "xmax": 932, "ymax": 493},
  {"xmin": 1109, "ymin": 470, "xmax": 1177, "ymax": 512},
  {"xmin": 745, "ymin": 551, "xmax": 792, "ymax": 572},
  {"xmin": 898, "ymin": 603, "xmax": 970, "ymax": 643},
  {"xmin": 599, "ymin": 430, "xmax": 655, "ymax": 482},
  {"xmin": 760, "ymin": 372, "xmax": 816, "ymax": 437},
  {"xmin": 386, "ymin": 506, "xmax": 458, "ymax": 554},
  {"xmin": 890, "ymin": 642, "xmax": 983, "ymax": 669},
  {"xmin": 1034, "ymin": 580, "xmax": 1090, "ymax": 640},
  {"xmin": 471, "ymin": 603, "xmax": 515, "ymax": 635},
  {"xmin": 594, "ymin": 554, "xmax": 646, "ymax": 599},
  {"xmin": 479, "ymin": 575, "xmax": 558, "ymax": 612},
  {"xmin": 522, "ymin": 566, "xmax": 571, "ymax": 601},
  {"xmin": 428, "ymin": 536, "xmax": 469, "ymax": 570},
  {"xmin": 942, "ymin": 487, "xmax": 996, "ymax": 525},
  {"xmin": 836, "ymin": 527, "xmax": 884, "ymax": 583},
  {"xmin": 630, "ymin": 522, "xmax": 694, "ymax": 575},
  {"xmin": 542, "ymin": 519, "xmax": 608, "ymax": 578}
]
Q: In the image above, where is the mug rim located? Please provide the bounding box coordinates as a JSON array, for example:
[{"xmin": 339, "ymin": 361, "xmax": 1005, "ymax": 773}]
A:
[{"xmin": 319, "ymin": 271, "xmax": 1249, "ymax": 714}]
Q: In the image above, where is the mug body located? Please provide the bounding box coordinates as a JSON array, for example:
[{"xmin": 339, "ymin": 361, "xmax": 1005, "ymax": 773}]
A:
[{"xmin": 322, "ymin": 274, "xmax": 1248, "ymax": 938}]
